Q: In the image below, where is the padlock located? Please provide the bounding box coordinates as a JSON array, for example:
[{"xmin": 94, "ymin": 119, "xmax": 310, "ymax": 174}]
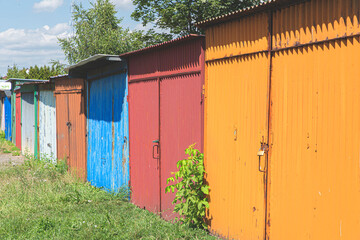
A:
[{"xmin": 257, "ymin": 149, "xmax": 265, "ymax": 156}]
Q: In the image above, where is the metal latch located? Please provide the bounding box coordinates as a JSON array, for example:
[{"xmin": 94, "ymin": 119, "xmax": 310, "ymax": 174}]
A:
[{"xmin": 152, "ymin": 140, "xmax": 160, "ymax": 159}]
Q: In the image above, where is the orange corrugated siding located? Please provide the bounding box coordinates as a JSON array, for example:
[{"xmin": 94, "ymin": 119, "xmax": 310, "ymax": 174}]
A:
[
  {"xmin": 205, "ymin": 13, "xmax": 270, "ymax": 239},
  {"xmin": 272, "ymin": 0, "xmax": 360, "ymax": 50},
  {"xmin": 268, "ymin": 1, "xmax": 360, "ymax": 239},
  {"xmin": 204, "ymin": 0, "xmax": 360, "ymax": 239},
  {"xmin": 205, "ymin": 12, "xmax": 268, "ymax": 61},
  {"xmin": 268, "ymin": 37, "xmax": 360, "ymax": 240}
]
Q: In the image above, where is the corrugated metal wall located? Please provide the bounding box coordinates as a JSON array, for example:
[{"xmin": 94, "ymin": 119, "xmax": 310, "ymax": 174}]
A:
[
  {"xmin": 55, "ymin": 77, "xmax": 87, "ymax": 180},
  {"xmin": 160, "ymin": 73, "xmax": 203, "ymax": 220},
  {"xmin": 55, "ymin": 92, "xmax": 69, "ymax": 161},
  {"xmin": 127, "ymin": 36, "xmax": 205, "ymax": 219},
  {"xmin": 4, "ymin": 96, "xmax": 11, "ymax": 141},
  {"xmin": 129, "ymin": 79, "xmax": 160, "ymax": 212},
  {"xmin": 39, "ymin": 89, "xmax": 57, "ymax": 161},
  {"xmin": 1, "ymin": 97, "xmax": 5, "ymax": 132},
  {"xmin": 21, "ymin": 92, "xmax": 35, "ymax": 155},
  {"xmin": 87, "ymin": 71, "xmax": 129, "ymax": 192},
  {"xmin": 268, "ymin": 1, "xmax": 360, "ymax": 239},
  {"xmin": 15, "ymin": 91, "xmax": 21, "ymax": 150},
  {"xmin": 11, "ymin": 89, "xmax": 16, "ymax": 145},
  {"xmin": 204, "ymin": 0, "xmax": 360, "ymax": 239},
  {"xmin": 205, "ymin": 12, "xmax": 270, "ymax": 239}
]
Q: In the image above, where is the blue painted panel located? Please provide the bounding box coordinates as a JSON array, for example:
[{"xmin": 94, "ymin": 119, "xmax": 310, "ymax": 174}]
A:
[
  {"xmin": 87, "ymin": 73, "xmax": 129, "ymax": 192},
  {"xmin": 4, "ymin": 96, "xmax": 11, "ymax": 141}
]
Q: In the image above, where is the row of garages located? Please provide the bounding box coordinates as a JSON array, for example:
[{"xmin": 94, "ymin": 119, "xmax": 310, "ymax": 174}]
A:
[
  {"xmin": 2, "ymin": 0, "xmax": 360, "ymax": 239},
  {"xmin": 3, "ymin": 36, "xmax": 204, "ymax": 224}
]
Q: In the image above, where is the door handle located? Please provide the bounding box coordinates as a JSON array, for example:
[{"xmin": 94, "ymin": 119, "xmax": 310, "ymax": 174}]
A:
[
  {"xmin": 258, "ymin": 143, "xmax": 269, "ymax": 173},
  {"xmin": 152, "ymin": 140, "xmax": 160, "ymax": 159}
]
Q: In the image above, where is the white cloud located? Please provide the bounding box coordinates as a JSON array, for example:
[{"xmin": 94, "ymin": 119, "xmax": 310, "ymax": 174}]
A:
[
  {"xmin": 112, "ymin": 0, "xmax": 133, "ymax": 9},
  {"xmin": 33, "ymin": 0, "xmax": 64, "ymax": 12},
  {"xmin": 0, "ymin": 23, "xmax": 71, "ymax": 76}
]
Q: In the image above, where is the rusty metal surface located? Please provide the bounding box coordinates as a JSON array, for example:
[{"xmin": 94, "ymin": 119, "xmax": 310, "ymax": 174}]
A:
[
  {"xmin": 68, "ymin": 92, "xmax": 87, "ymax": 180},
  {"xmin": 15, "ymin": 90, "xmax": 21, "ymax": 150},
  {"xmin": 54, "ymin": 77, "xmax": 86, "ymax": 180},
  {"xmin": 127, "ymin": 36, "xmax": 205, "ymax": 218},
  {"xmin": 55, "ymin": 93, "xmax": 69, "ymax": 162}
]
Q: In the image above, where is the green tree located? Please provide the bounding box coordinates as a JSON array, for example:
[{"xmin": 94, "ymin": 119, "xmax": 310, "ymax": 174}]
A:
[
  {"xmin": 58, "ymin": 0, "xmax": 171, "ymax": 65},
  {"xmin": 6, "ymin": 64, "xmax": 27, "ymax": 79},
  {"xmin": 131, "ymin": 0, "xmax": 261, "ymax": 35},
  {"xmin": 129, "ymin": 29, "xmax": 172, "ymax": 50},
  {"xmin": 5, "ymin": 62, "xmax": 66, "ymax": 80},
  {"xmin": 50, "ymin": 60, "xmax": 67, "ymax": 76}
]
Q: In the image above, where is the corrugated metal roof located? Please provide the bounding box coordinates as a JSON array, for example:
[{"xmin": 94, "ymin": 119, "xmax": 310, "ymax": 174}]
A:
[
  {"xmin": 120, "ymin": 34, "xmax": 204, "ymax": 58},
  {"xmin": 6, "ymin": 78, "xmax": 48, "ymax": 82},
  {"xmin": 17, "ymin": 81, "xmax": 50, "ymax": 86},
  {"xmin": 196, "ymin": 0, "xmax": 303, "ymax": 27},
  {"xmin": 50, "ymin": 74, "xmax": 69, "ymax": 80},
  {"xmin": 67, "ymin": 54, "xmax": 122, "ymax": 78}
]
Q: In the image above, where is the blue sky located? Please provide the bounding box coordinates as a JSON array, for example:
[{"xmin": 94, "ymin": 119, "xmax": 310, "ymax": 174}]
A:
[{"xmin": 0, "ymin": 0, "xmax": 143, "ymax": 76}]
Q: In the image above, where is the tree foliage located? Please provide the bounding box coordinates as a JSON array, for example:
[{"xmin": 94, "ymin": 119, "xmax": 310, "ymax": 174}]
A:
[
  {"xmin": 58, "ymin": 0, "xmax": 172, "ymax": 65},
  {"xmin": 132, "ymin": 0, "xmax": 262, "ymax": 35},
  {"xmin": 5, "ymin": 62, "xmax": 66, "ymax": 80}
]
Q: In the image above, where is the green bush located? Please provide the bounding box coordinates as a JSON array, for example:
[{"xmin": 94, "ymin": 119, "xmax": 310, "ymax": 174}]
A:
[{"xmin": 166, "ymin": 144, "xmax": 209, "ymax": 229}]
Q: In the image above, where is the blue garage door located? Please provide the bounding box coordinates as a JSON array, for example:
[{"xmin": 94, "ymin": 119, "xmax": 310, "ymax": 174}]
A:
[
  {"xmin": 4, "ymin": 96, "xmax": 11, "ymax": 141},
  {"xmin": 87, "ymin": 73, "xmax": 129, "ymax": 192}
]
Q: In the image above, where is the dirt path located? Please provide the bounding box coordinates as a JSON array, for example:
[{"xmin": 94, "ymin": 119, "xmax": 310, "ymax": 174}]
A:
[{"xmin": 0, "ymin": 153, "xmax": 25, "ymax": 166}]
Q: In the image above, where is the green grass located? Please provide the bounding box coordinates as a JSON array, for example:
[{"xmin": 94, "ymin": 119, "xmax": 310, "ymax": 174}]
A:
[
  {"xmin": 0, "ymin": 131, "xmax": 19, "ymax": 155},
  {"xmin": 0, "ymin": 157, "xmax": 217, "ymax": 239}
]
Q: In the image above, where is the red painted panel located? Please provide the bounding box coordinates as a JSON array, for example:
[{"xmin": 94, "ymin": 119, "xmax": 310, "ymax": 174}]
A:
[
  {"xmin": 129, "ymin": 79, "xmax": 160, "ymax": 213},
  {"xmin": 15, "ymin": 91, "xmax": 21, "ymax": 150},
  {"xmin": 126, "ymin": 36, "xmax": 205, "ymax": 220},
  {"xmin": 127, "ymin": 37, "xmax": 204, "ymax": 82},
  {"xmin": 160, "ymin": 73, "xmax": 203, "ymax": 220}
]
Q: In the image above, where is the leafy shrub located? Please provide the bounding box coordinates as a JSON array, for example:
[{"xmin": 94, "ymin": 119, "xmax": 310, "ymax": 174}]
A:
[{"xmin": 165, "ymin": 144, "xmax": 209, "ymax": 229}]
